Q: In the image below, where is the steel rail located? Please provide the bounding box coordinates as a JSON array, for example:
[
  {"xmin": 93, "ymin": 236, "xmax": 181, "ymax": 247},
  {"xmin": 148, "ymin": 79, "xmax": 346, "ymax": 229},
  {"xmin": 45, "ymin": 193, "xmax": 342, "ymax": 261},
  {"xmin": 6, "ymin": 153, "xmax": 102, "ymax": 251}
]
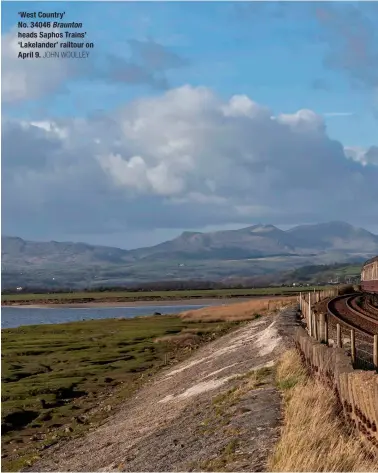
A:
[{"xmin": 327, "ymin": 294, "xmax": 377, "ymax": 338}]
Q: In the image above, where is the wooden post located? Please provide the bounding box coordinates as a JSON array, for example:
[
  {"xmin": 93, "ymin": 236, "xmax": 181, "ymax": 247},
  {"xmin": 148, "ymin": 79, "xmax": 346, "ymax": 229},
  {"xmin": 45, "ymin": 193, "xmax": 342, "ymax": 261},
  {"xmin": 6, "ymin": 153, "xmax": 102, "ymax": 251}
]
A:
[
  {"xmin": 299, "ymin": 292, "xmax": 302, "ymax": 311},
  {"xmin": 313, "ymin": 312, "xmax": 318, "ymax": 340},
  {"xmin": 350, "ymin": 329, "xmax": 356, "ymax": 364},
  {"xmin": 374, "ymin": 335, "xmax": 378, "ymax": 370},
  {"xmin": 324, "ymin": 313, "xmax": 328, "ymax": 345},
  {"xmin": 336, "ymin": 324, "xmax": 342, "ymax": 348}
]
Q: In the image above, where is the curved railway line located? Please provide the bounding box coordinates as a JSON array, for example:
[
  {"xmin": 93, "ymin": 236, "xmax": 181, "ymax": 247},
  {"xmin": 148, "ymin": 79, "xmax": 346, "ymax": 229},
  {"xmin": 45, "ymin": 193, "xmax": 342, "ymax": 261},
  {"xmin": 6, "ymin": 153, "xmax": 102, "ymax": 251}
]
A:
[{"xmin": 327, "ymin": 293, "xmax": 378, "ymax": 338}]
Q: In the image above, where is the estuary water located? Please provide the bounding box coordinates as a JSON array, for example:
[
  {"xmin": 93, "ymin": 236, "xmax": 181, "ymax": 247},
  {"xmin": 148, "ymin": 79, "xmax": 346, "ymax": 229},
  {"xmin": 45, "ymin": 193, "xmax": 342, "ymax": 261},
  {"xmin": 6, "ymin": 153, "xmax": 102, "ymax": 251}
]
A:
[{"xmin": 1, "ymin": 304, "xmax": 211, "ymax": 329}]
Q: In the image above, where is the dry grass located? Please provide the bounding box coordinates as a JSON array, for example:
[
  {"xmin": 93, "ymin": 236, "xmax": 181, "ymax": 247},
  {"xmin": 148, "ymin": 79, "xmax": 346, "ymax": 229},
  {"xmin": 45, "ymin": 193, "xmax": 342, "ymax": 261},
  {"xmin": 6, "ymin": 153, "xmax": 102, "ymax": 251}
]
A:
[
  {"xmin": 179, "ymin": 296, "xmax": 297, "ymax": 322},
  {"xmin": 269, "ymin": 350, "xmax": 378, "ymax": 472}
]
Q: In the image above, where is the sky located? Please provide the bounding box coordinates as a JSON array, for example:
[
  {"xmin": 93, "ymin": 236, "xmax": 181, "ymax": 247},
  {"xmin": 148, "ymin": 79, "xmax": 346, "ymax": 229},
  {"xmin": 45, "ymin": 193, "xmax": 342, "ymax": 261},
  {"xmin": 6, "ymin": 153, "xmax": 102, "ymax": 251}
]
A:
[{"xmin": 2, "ymin": 1, "xmax": 378, "ymax": 249}]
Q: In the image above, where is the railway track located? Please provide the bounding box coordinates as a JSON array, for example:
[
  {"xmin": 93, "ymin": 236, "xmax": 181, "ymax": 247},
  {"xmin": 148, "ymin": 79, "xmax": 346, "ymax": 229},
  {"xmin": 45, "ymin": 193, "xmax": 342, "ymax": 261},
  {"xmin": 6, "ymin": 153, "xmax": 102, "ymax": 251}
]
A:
[
  {"xmin": 365, "ymin": 299, "xmax": 378, "ymax": 316},
  {"xmin": 327, "ymin": 294, "xmax": 378, "ymax": 338}
]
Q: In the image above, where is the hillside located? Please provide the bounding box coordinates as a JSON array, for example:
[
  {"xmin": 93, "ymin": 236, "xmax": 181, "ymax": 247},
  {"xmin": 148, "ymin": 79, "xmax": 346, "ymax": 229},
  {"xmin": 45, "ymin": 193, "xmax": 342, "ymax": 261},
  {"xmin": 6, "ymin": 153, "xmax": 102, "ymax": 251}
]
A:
[{"xmin": 2, "ymin": 222, "xmax": 377, "ymax": 288}]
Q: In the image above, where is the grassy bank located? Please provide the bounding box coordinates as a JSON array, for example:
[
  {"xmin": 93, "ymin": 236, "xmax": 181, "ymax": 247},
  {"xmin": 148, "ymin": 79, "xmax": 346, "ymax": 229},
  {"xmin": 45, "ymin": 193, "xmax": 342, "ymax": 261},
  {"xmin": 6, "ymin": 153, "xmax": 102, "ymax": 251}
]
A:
[
  {"xmin": 269, "ymin": 350, "xmax": 377, "ymax": 471},
  {"xmin": 2, "ymin": 286, "xmax": 328, "ymax": 306},
  {"xmin": 1, "ymin": 314, "xmax": 245, "ymax": 471}
]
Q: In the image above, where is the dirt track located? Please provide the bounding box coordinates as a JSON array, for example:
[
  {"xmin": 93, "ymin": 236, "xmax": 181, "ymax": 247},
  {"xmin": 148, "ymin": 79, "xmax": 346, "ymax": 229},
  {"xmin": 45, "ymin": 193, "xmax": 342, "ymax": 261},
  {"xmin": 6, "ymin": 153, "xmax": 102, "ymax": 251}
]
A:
[{"xmin": 27, "ymin": 306, "xmax": 298, "ymax": 472}]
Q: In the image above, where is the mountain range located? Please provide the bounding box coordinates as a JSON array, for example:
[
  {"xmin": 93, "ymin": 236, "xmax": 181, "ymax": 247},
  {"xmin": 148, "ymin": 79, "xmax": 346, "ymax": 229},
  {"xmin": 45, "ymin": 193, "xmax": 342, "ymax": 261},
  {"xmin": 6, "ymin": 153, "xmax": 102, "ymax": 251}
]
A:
[{"xmin": 2, "ymin": 221, "xmax": 378, "ymax": 288}]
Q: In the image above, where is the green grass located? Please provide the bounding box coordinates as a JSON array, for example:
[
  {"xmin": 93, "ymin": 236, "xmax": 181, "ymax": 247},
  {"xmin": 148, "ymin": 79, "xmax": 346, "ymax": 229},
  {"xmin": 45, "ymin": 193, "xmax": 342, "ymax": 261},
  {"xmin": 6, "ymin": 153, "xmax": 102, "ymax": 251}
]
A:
[
  {"xmin": 2, "ymin": 286, "xmax": 329, "ymax": 303},
  {"xmin": 1, "ymin": 315, "xmax": 240, "ymax": 471}
]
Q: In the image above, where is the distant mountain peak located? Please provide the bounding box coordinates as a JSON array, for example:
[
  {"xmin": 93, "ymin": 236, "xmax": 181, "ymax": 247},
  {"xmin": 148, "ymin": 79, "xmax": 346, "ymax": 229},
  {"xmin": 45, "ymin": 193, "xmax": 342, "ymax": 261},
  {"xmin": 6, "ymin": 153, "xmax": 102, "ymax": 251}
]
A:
[
  {"xmin": 248, "ymin": 224, "xmax": 279, "ymax": 233},
  {"xmin": 180, "ymin": 231, "xmax": 202, "ymax": 237}
]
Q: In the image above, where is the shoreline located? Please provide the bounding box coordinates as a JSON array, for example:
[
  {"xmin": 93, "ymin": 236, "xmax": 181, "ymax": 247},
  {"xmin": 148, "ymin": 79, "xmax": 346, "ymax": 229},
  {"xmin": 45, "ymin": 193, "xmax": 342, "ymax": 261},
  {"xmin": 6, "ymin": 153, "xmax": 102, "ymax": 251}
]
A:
[{"xmin": 1, "ymin": 295, "xmax": 286, "ymax": 309}]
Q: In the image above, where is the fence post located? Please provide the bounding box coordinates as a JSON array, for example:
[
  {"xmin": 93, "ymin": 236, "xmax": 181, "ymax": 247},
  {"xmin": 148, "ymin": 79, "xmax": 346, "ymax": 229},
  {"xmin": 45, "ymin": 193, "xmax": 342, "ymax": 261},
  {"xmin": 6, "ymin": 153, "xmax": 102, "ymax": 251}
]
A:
[
  {"xmin": 374, "ymin": 335, "xmax": 378, "ymax": 370},
  {"xmin": 308, "ymin": 293, "xmax": 312, "ymax": 336},
  {"xmin": 324, "ymin": 313, "xmax": 329, "ymax": 345},
  {"xmin": 350, "ymin": 329, "xmax": 356, "ymax": 365},
  {"xmin": 313, "ymin": 312, "xmax": 318, "ymax": 340},
  {"xmin": 336, "ymin": 324, "xmax": 342, "ymax": 348},
  {"xmin": 299, "ymin": 292, "xmax": 302, "ymax": 311},
  {"xmin": 319, "ymin": 313, "xmax": 325, "ymax": 343}
]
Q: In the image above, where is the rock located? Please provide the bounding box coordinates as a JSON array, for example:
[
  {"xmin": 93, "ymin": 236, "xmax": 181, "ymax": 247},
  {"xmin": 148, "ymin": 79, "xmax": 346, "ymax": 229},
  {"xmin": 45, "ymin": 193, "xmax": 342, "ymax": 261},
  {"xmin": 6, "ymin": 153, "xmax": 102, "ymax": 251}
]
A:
[{"xmin": 73, "ymin": 416, "xmax": 86, "ymax": 424}]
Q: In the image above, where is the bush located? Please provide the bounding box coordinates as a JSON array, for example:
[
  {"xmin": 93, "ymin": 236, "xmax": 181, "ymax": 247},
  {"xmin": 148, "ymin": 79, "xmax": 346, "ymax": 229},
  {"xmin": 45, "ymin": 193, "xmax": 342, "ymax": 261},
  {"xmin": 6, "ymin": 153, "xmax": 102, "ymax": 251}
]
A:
[{"xmin": 338, "ymin": 284, "xmax": 355, "ymax": 295}]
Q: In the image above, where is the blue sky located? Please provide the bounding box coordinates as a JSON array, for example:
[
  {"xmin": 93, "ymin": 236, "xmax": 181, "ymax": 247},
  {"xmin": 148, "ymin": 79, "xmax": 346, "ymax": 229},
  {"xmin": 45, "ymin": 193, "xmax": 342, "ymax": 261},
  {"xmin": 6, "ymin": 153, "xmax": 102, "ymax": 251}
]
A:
[
  {"xmin": 3, "ymin": 1, "xmax": 377, "ymax": 146},
  {"xmin": 2, "ymin": 1, "xmax": 378, "ymax": 246}
]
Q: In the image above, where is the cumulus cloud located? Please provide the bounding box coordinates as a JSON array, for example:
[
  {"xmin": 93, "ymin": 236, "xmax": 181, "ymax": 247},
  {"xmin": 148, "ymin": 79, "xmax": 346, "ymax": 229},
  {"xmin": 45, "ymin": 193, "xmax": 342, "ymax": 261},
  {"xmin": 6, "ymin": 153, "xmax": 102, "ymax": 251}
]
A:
[
  {"xmin": 1, "ymin": 28, "xmax": 76, "ymax": 102},
  {"xmin": 1, "ymin": 28, "xmax": 188, "ymax": 103},
  {"xmin": 344, "ymin": 146, "xmax": 378, "ymax": 166},
  {"xmin": 2, "ymin": 85, "xmax": 377, "ymax": 241}
]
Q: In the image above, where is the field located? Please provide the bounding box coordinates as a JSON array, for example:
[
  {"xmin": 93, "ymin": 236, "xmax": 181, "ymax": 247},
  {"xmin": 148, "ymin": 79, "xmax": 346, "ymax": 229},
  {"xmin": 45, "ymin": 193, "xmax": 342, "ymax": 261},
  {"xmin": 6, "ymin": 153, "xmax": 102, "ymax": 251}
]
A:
[
  {"xmin": 1, "ymin": 286, "xmax": 328, "ymax": 305},
  {"xmin": 1, "ymin": 313, "xmax": 248, "ymax": 471}
]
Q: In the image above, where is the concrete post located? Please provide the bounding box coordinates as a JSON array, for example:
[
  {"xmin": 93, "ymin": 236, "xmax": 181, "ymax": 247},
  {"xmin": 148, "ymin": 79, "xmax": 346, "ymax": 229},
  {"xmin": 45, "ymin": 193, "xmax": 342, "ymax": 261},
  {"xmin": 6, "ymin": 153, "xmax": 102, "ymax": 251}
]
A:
[
  {"xmin": 324, "ymin": 313, "xmax": 328, "ymax": 346},
  {"xmin": 319, "ymin": 313, "xmax": 325, "ymax": 343},
  {"xmin": 336, "ymin": 324, "xmax": 342, "ymax": 348},
  {"xmin": 350, "ymin": 329, "xmax": 356, "ymax": 365},
  {"xmin": 308, "ymin": 294, "xmax": 312, "ymax": 337}
]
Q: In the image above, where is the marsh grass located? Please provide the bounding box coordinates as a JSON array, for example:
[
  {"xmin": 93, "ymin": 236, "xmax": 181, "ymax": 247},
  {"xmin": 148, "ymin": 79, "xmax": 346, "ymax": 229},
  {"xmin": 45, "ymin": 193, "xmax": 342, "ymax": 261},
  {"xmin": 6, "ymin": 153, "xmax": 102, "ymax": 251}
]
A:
[
  {"xmin": 1, "ymin": 315, "xmax": 238, "ymax": 470},
  {"xmin": 2, "ymin": 287, "xmax": 326, "ymax": 304}
]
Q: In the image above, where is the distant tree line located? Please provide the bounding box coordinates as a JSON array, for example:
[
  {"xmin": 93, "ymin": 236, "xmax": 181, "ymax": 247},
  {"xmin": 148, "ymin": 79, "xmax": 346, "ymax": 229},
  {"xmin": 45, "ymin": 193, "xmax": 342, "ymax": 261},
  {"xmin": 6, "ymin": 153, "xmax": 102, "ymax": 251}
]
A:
[{"xmin": 2, "ymin": 262, "xmax": 362, "ymax": 295}]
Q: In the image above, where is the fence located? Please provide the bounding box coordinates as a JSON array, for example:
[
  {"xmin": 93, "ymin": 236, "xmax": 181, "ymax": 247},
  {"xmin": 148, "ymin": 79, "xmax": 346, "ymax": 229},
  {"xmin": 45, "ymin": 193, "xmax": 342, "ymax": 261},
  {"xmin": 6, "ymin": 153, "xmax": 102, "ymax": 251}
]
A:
[
  {"xmin": 297, "ymin": 289, "xmax": 378, "ymax": 372},
  {"xmin": 296, "ymin": 288, "xmax": 378, "ymax": 453},
  {"xmin": 294, "ymin": 326, "xmax": 378, "ymax": 453}
]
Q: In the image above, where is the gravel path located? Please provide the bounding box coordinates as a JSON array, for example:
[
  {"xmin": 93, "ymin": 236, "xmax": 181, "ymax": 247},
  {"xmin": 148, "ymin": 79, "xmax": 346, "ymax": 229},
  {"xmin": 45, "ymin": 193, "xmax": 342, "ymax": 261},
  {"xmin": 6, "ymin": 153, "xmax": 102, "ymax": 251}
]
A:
[{"xmin": 28, "ymin": 307, "xmax": 298, "ymax": 472}]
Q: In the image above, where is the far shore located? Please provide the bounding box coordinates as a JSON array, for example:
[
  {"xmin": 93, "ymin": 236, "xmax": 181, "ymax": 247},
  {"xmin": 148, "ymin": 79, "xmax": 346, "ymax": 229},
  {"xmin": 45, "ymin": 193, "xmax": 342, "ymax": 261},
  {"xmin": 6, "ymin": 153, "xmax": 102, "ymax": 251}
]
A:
[{"xmin": 3, "ymin": 295, "xmax": 287, "ymax": 309}]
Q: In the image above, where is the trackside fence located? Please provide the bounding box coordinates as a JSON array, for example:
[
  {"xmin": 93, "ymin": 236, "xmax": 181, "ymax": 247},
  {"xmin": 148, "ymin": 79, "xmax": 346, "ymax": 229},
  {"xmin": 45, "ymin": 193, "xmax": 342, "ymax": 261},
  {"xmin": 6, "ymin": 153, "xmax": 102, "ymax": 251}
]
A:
[
  {"xmin": 295, "ymin": 290, "xmax": 378, "ymax": 453},
  {"xmin": 298, "ymin": 290, "xmax": 378, "ymax": 371}
]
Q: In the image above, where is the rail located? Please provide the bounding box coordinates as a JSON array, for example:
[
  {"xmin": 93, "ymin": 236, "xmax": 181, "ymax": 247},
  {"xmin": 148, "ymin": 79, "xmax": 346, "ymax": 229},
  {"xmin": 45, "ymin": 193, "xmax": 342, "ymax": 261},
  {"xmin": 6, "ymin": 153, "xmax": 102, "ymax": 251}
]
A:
[
  {"xmin": 296, "ymin": 288, "xmax": 378, "ymax": 454},
  {"xmin": 298, "ymin": 290, "xmax": 378, "ymax": 371},
  {"xmin": 327, "ymin": 294, "xmax": 377, "ymax": 337}
]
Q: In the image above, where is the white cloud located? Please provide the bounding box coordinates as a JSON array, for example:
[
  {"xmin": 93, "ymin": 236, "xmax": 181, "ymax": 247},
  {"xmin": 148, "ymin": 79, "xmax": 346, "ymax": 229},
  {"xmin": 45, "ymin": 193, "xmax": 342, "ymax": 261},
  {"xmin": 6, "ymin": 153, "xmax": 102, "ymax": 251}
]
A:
[
  {"xmin": 344, "ymin": 146, "xmax": 378, "ymax": 166},
  {"xmin": 323, "ymin": 112, "xmax": 354, "ymax": 117},
  {"xmin": 2, "ymin": 28, "xmax": 76, "ymax": 103},
  {"xmin": 2, "ymin": 85, "xmax": 377, "ymax": 241}
]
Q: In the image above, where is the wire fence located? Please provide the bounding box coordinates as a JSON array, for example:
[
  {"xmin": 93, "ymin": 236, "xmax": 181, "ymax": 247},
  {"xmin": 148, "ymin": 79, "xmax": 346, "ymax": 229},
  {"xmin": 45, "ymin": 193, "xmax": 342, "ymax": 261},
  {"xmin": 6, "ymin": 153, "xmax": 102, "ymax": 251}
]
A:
[{"xmin": 298, "ymin": 290, "xmax": 378, "ymax": 372}]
